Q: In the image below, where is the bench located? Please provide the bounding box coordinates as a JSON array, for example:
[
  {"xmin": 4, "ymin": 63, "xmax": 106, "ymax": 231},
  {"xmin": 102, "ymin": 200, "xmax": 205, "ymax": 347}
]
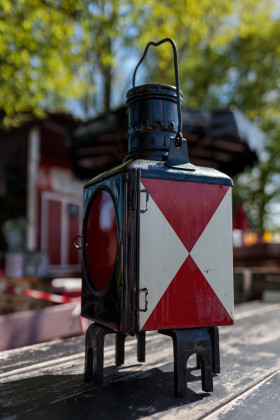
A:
[{"xmin": 1, "ymin": 301, "xmax": 280, "ymax": 419}]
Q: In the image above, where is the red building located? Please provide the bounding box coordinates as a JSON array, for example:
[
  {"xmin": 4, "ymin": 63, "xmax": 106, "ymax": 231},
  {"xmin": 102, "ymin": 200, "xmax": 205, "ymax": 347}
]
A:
[{"xmin": 0, "ymin": 112, "xmax": 83, "ymax": 277}]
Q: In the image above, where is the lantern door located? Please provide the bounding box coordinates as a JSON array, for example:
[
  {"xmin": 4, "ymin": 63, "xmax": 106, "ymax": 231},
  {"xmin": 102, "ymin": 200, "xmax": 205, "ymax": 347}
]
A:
[
  {"xmin": 138, "ymin": 177, "xmax": 234, "ymax": 331},
  {"xmin": 81, "ymin": 168, "xmax": 139, "ymax": 334}
]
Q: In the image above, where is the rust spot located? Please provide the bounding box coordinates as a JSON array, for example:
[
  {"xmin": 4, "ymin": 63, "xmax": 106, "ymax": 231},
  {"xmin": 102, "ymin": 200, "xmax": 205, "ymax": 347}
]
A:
[{"xmin": 204, "ymin": 266, "xmax": 218, "ymax": 274}]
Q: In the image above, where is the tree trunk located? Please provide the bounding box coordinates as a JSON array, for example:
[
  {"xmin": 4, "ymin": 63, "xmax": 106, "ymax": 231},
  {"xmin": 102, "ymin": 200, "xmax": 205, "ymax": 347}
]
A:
[{"xmin": 103, "ymin": 65, "xmax": 112, "ymax": 112}]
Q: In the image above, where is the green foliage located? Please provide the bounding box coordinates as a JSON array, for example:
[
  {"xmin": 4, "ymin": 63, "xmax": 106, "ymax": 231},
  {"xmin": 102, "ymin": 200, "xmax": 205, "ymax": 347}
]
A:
[
  {"xmin": 0, "ymin": 0, "xmax": 86, "ymax": 124},
  {"xmin": 0, "ymin": 0, "xmax": 280, "ymax": 230},
  {"xmin": 1, "ymin": 0, "xmax": 279, "ymax": 120}
]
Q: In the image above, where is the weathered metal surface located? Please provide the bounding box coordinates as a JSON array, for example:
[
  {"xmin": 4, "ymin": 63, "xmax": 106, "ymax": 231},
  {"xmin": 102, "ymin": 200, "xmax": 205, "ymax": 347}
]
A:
[
  {"xmin": 139, "ymin": 178, "xmax": 233, "ymax": 330},
  {"xmin": 82, "ymin": 322, "xmax": 218, "ymax": 396},
  {"xmin": 82, "ymin": 158, "xmax": 233, "ymax": 335},
  {"xmin": 84, "ymin": 323, "xmax": 114, "ymax": 385},
  {"xmin": 84, "ymin": 326, "xmax": 146, "ymax": 387},
  {"xmin": 1, "ymin": 302, "xmax": 280, "ymax": 419},
  {"xmin": 159, "ymin": 328, "xmax": 213, "ymax": 396},
  {"xmin": 81, "ymin": 169, "xmax": 139, "ymax": 334}
]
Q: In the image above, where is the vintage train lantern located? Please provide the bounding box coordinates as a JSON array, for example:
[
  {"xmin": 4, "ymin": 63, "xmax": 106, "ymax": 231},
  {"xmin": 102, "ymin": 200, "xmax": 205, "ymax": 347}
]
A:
[{"xmin": 77, "ymin": 38, "xmax": 234, "ymax": 396}]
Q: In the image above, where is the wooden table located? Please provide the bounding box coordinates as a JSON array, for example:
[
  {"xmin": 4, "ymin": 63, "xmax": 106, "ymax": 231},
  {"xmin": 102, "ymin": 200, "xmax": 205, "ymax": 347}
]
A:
[
  {"xmin": 1, "ymin": 301, "xmax": 280, "ymax": 419},
  {"xmin": 233, "ymin": 242, "xmax": 280, "ymax": 266}
]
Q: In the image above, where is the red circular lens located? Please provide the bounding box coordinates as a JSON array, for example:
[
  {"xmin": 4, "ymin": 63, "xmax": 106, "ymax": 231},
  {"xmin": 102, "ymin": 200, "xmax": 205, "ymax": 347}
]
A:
[{"xmin": 85, "ymin": 190, "xmax": 117, "ymax": 291}]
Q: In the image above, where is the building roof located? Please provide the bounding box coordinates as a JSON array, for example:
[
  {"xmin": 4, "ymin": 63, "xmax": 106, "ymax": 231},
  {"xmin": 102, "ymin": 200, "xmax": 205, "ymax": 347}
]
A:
[{"xmin": 67, "ymin": 106, "xmax": 266, "ymax": 179}]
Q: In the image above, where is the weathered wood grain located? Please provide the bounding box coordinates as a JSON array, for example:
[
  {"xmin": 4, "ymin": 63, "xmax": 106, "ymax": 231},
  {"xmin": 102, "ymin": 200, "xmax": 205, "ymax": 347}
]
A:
[
  {"xmin": 206, "ymin": 370, "xmax": 280, "ymax": 419},
  {"xmin": 1, "ymin": 301, "xmax": 280, "ymax": 419}
]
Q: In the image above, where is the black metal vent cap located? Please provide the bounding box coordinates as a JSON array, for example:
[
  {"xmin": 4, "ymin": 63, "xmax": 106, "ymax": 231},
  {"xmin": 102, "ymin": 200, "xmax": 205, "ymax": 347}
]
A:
[
  {"xmin": 125, "ymin": 83, "xmax": 183, "ymax": 159},
  {"xmin": 126, "ymin": 83, "xmax": 183, "ymax": 106}
]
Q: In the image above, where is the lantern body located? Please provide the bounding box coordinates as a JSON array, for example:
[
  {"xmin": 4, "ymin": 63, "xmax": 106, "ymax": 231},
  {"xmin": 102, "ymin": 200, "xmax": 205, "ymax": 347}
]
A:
[
  {"xmin": 81, "ymin": 158, "xmax": 233, "ymax": 335},
  {"xmin": 81, "ymin": 82, "xmax": 233, "ymax": 335},
  {"xmin": 81, "ymin": 40, "xmax": 233, "ymax": 397}
]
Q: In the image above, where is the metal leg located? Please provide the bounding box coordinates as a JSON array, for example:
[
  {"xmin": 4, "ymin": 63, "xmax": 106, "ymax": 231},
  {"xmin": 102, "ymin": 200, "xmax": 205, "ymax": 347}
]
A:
[
  {"xmin": 84, "ymin": 323, "xmax": 114, "ymax": 386},
  {"xmin": 195, "ymin": 327, "xmax": 220, "ymax": 374},
  {"xmin": 85, "ymin": 325, "xmax": 146, "ymax": 385},
  {"xmin": 136, "ymin": 331, "xmax": 146, "ymax": 362},
  {"xmin": 207, "ymin": 327, "xmax": 220, "ymax": 374},
  {"xmin": 196, "ymin": 353, "xmax": 202, "ymax": 369},
  {"xmin": 116, "ymin": 331, "xmax": 146, "ymax": 365},
  {"xmin": 159, "ymin": 328, "xmax": 213, "ymax": 397},
  {"xmin": 115, "ymin": 332, "xmax": 126, "ymax": 367}
]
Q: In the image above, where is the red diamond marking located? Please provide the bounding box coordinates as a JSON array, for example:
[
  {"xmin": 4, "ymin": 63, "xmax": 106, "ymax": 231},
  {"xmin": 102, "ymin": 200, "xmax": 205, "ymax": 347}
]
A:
[
  {"xmin": 141, "ymin": 178, "xmax": 229, "ymax": 252},
  {"xmin": 143, "ymin": 255, "xmax": 233, "ymax": 331}
]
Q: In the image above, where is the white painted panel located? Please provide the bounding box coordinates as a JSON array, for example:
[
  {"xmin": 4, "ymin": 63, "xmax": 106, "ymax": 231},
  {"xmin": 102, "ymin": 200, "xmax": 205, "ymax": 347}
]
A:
[
  {"xmin": 190, "ymin": 188, "xmax": 234, "ymax": 319},
  {"xmin": 50, "ymin": 167, "xmax": 84, "ymax": 196},
  {"xmin": 139, "ymin": 183, "xmax": 188, "ymax": 330}
]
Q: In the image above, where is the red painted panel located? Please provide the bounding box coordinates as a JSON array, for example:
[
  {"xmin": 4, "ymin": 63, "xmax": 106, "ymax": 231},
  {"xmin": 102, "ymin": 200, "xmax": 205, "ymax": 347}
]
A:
[
  {"xmin": 86, "ymin": 190, "xmax": 117, "ymax": 291},
  {"xmin": 48, "ymin": 200, "xmax": 62, "ymax": 265},
  {"xmin": 141, "ymin": 178, "xmax": 229, "ymax": 252},
  {"xmin": 37, "ymin": 163, "xmax": 52, "ymax": 191},
  {"xmin": 143, "ymin": 255, "xmax": 233, "ymax": 331}
]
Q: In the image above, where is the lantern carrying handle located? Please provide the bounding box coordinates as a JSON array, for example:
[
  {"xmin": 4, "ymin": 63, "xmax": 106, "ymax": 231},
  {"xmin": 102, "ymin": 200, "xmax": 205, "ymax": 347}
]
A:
[{"xmin": 132, "ymin": 38, "xmax": 183, "ymax": 145}]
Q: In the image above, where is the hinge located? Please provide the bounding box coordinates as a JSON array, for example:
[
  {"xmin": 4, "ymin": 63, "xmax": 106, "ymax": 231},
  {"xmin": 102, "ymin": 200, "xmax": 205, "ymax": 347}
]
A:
[
  {"xmin": 132, "ymin": 190, "xmax": 138, "ymax": 211},
  {"xmin": 139, "ymin": 288, "xmax": 148, "ymax": 312}
]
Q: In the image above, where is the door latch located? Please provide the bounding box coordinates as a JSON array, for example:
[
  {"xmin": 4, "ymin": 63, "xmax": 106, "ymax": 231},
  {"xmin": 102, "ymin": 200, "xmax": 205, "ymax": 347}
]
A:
[
  {"xmin": 139, "ymin": 288, "xmax": 148, "ymax": 312},
  {"xmin": 140, "ymin": 189, "xmax": 149, "ymax": 213}
]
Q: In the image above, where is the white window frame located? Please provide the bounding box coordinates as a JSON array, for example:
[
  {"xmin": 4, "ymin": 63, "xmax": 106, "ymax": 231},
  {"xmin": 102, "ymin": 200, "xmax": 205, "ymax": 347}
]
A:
[{"xmin": 41, "ymin": 191, "xmax": 82, "ymax": 274}]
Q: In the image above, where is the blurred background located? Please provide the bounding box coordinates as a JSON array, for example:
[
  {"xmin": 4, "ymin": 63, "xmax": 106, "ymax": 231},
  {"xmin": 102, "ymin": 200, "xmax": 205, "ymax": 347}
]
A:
[{"xmin": 0, "ymin": 0, "xmax": 280, "ymax": 347}]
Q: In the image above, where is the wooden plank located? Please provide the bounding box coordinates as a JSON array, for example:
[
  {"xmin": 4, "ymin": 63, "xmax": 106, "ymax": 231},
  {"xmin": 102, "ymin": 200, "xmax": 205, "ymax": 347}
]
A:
[
  {"xmin": 206, "ymin": 370, "xmax": 280, "ymax": 419},
  {"xmin": 0, "ymin": 336, "xmax": 84, "ymax": 374},
  {"xmin": 1, "ymin": 302, "xmax": 280, "ymax": 419}
]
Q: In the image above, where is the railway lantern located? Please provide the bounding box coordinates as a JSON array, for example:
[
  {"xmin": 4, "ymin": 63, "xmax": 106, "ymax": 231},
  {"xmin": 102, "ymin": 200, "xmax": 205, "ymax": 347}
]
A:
[{"xmin": 77, "ymin": 38, "xmax": 234, "ymax": 396}]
